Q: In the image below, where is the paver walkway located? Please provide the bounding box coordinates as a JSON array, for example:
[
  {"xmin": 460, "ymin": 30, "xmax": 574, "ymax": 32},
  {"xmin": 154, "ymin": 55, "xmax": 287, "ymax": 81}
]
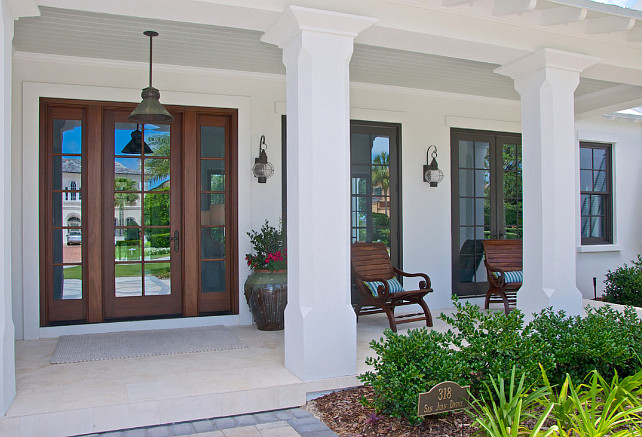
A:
[{"xmin": 78, "ymin": 408, "xmax": 337, "ymax": 437}]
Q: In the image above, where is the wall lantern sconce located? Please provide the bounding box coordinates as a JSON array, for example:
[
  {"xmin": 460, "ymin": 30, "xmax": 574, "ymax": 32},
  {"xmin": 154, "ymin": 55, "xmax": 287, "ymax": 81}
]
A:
[
  {"xmin": 252, "ymin": 135, "xmax": 274, "ymax": 183},
  {"xmin": 129, "ymin": 31, "xmax": 174, "ymax": 125},
  {"xmin": 423, "ymin": 145, "xmax": 444, "ymax": 187}
]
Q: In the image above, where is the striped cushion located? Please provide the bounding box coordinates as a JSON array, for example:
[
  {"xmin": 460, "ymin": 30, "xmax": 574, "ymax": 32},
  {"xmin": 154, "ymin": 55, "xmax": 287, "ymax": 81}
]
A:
[
  {"xmin": 364, "ymin": 277, "xmax": 404, "ymax": 297},
  {"xmin": 493, "ymin": 270, "xmax": 523, "ymax": 283}
]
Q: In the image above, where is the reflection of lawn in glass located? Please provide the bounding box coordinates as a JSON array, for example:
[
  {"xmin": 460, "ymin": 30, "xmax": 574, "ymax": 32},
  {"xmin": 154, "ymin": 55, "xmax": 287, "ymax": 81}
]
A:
[{"xmin": 63, "ymin": 262, "xmax": 170, "ymax": 280}]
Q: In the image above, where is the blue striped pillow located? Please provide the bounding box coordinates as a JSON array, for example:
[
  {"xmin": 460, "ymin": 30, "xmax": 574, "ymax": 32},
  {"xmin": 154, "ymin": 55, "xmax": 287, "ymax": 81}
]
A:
[
  {"xmin": 364, "ymin": 277, "xmax": 404, "ymax": 297},
  {"xmin": 492, "ymin": 270, "xmax": 523, "ymax": 283}
]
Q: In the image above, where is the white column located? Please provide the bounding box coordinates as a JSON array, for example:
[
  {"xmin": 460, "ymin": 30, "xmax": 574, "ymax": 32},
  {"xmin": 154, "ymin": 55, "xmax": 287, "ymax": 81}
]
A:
[
  {"xmin": 0, "ymin": 0, "xmax": 15, "ymax": 415},
  {"xmin": 262, "ymin": 6, "xmax": 376, "ymax": 380},
  {"xmin": 495, "ymin": 49, "xmax": 599, "ymax": 317}
]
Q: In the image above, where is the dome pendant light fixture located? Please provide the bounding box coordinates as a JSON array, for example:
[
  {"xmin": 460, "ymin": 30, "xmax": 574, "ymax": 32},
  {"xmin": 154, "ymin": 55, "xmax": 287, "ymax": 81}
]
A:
[{"xmin": 129, "ymin": 30, "xmax": 174, "ymax": 125}]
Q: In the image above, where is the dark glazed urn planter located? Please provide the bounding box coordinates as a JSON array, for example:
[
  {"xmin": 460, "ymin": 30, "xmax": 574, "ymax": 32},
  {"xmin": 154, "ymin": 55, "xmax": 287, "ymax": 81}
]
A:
[{"xmin": 244, "ymin": 269, "xmax": 287, "ymax": 331}]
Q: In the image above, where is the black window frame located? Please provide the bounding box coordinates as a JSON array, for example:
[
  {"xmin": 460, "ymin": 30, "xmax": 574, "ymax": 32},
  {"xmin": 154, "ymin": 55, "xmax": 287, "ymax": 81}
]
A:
[{"xmin": 579, "ymin": 141, "xmax": 613, "ymax": 245}]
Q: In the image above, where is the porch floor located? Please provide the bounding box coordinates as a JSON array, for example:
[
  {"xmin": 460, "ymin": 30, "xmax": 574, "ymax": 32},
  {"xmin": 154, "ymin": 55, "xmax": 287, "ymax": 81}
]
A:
[
  {"xmin": 0, "ymin": 307, "xmax": 459, "ymax": 437},
  {"xmin": 3, "ymin": 300, "xmax": 618, "ymax": 437}
]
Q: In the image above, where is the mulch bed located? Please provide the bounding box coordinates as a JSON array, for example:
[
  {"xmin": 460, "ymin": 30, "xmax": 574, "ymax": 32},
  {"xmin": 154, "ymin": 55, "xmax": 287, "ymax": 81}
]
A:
[{"xmin": 306, "ymin": 386, "xmax": 478, "ymax": 437}]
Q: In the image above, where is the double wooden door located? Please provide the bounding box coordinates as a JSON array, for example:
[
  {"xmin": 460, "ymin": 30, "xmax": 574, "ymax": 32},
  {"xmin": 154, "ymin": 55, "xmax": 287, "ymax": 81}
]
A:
[{"xmin": 40, "ymin": 100, "xmax": 238, "ymax": 325}]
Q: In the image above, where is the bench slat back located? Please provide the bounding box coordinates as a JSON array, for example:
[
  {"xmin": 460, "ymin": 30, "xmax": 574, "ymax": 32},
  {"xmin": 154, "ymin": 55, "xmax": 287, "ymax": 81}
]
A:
[
  {"xmin": 351, "ymin": 242, "xmax": 395, "ymax": 280},
  {"xmin": 483, "ymin": 239, "xmax": 523, "ymax": 271}
]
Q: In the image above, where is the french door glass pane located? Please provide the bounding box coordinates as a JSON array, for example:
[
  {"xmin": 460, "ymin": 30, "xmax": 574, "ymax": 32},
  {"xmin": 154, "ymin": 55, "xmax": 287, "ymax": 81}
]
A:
[
  {"xmin": 201, "ymin": 126, "xmax": 226, "ymax": 158},
  {"xmin": 115, "ymin": 264, "xmax": 143, "ymax": 297},
  {"xmin": 52, "ymin": 119, "xmax": 82, "ymax": 154},
  {"xmin": 201, "ymin": 194, "xmax": 225, "ymax": 226},
  {"xmin": 145, "ymin": 160, "xmax": 170, "ymax": 190},
  {"xmin": 144, "ymin": 263, "xmax": 171, "ymax": 295},
  {"xmin": 145, "ymin": 125, "xmax": 171, "ymax": 157},
  {"xmin": 350, "ymin": 134, "xmax": 391, "ymax": 248},
  {"xmin": 144, "ymin": 192, "xmax": 170, "ymax": 226},
  {"xmin": 202, "ymin": 228, "xmax": 225, "ymax": 259},
  {"xmin": 201, "ymin": 261, "xmax": 226, "ymax": 293},
  {"xmin": 53, "ymin": 266, "xmax": 82, "ymax": 300},
  {"xmin": 201, "ymin": 161, "xmax": 226, "ymax": 191},
  {"xmin": 144, "ymin": 228, "xmax": 170, "ymax": 260}
]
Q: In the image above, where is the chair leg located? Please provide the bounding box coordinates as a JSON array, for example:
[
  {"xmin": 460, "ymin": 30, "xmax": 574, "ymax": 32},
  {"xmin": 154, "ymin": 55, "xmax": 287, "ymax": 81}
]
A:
[
  {"xmin": 499, "ymin": 292, "xmax": 510, "ymax": 315},
  {"xmin": 353, "ymin": 304, "xmax": 362, "ymax": 322},
  {"xmin": 417, "ymin": 298, "xmax": 433, "ymax": 327},
  {"xmin": 383, "ymin": 305, "xmax": 397, "ymax": 332},
  {"xmin": 485, "ymin": 289, "xmax": 492, "ymax": 310}
]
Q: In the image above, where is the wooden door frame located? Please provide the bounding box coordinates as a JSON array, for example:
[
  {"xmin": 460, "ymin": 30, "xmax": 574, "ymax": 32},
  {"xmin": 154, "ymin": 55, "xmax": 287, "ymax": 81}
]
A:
[{"xmin": 39, "ymin": 98, "xmax": 239, "ymax": 325}]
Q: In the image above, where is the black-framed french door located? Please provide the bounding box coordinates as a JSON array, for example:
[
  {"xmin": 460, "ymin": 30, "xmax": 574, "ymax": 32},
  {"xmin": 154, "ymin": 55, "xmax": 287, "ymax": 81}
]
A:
[
  {"xmin": 350, "ymin": 121, "xmax": 402, "ymax": 268},
  {"xmin": 450, "ymin": 128, "xmax": 522, "ymax": 297}
]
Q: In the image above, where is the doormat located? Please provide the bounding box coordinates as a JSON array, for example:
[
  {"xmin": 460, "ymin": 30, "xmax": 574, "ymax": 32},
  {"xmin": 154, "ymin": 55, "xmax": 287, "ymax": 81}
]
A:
[{"xmin": 51, "ymin": 325, "xmax": 247, "ymax": 364}]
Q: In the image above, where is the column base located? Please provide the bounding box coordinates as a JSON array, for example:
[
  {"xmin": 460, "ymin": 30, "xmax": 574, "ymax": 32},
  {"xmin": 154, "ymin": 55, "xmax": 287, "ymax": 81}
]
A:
[{"xmin": 517, "ymin": 285, "xmax": 583, "ymax": 318}]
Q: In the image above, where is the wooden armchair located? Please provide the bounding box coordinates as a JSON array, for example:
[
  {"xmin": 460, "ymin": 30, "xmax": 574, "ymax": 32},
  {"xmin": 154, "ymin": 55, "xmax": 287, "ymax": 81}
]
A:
[
  {"xmin": 483, "ymin": 239, "xmax": 523, "ymax": 314},
  {"xmin": 351, "ymin": 242, "xmax": 433, "ymax": 332}
]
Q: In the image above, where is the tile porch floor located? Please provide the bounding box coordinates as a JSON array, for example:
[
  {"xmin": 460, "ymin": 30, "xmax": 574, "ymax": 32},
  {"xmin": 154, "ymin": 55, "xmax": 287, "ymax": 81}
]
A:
[{"xmin": 3, "ymin": 300, "xmax": 616, "ymax": 437}]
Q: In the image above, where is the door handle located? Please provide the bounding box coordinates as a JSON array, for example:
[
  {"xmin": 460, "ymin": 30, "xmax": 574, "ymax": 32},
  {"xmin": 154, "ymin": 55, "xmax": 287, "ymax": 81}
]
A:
[{"xmin": 169, "ymin": 230, "xmax": 179, "ymax": 252}]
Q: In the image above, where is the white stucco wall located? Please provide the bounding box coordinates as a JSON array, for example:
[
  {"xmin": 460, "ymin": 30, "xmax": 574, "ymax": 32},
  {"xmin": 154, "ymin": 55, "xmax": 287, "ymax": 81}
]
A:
[
  {"xmin": 575, "ymin": 118, "xmax": 642, "ymax": 299},
  {"xmin": 10, "ymin": 53, "xmax": 641, "ymax": 339}
]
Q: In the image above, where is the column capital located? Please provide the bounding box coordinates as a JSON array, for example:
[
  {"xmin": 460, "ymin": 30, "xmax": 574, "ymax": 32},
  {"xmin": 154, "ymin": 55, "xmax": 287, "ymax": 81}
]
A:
[
  {"xmin": 494, "ymin": 48, "xmax": 600, "ymax": 80},
  {"xmin": 4, "ymin": 0, "xmax": 39, "ymax": 21},
  {"xmin": 261, "ymin": 5, "xmax": 377, "ymax": 48}
]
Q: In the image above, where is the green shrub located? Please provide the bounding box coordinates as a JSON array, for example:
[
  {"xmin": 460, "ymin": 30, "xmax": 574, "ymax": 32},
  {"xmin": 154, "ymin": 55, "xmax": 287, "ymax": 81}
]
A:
[
  {"xmin": 359, "ymin": 298, "xmax": 642, "ymax": 425},
  {"xmin": 604, "ymin": 255, "xmax": 642, "ymax": 307},
  {"xmin": 148, "ymin": 232, "xmax": 170, "ymax": 248},
  {"xmin": 530, "ymin": 305, "xmax": 642, "ymax": 385}
]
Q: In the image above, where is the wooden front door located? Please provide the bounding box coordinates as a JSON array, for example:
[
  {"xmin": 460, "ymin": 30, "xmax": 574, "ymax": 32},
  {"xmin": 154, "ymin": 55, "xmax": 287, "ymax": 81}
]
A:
[{"xmin": 40, "ymin": 99, "xmax": 238, "ymax": 325}]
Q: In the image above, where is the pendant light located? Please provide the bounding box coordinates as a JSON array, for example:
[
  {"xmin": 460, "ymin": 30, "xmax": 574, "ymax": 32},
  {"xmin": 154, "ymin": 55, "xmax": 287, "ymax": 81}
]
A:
[{"xmin": 129, "ymin": 31, "xmax": 174, "ymax": 124}]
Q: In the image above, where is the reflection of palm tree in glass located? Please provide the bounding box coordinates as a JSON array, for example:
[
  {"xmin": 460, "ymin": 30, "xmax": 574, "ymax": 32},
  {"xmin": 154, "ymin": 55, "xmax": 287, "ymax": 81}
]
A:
[
  {"xmin": 145, "ymin": 135, "xmax": 170, "ymax": 182},
  {"xmin": 372, "ymin": 151, "xmax": 390, "ymax": 216}
]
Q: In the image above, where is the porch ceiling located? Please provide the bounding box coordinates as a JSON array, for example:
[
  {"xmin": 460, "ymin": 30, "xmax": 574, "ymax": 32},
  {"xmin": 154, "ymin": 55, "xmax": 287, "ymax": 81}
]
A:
[{"xmin": 13, "ymin": 6, "xmax": 619, "ymax": 101}]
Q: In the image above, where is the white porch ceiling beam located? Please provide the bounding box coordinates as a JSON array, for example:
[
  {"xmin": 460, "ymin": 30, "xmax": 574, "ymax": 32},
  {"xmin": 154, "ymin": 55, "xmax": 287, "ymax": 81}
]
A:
[
  {"xmin": 541, "ymin": 6, "xmax": 587, "ymax": 26},
  {"xmin": 585, "ymin": 16, "xmax": 636, "ymax": 34},
  {"xmin": 575, "ymin": 84, "xmax": 642, "ymax": 118},
  {"xmin": 493, "ymin": 0, "xmax": 537, "ymax": 16}
]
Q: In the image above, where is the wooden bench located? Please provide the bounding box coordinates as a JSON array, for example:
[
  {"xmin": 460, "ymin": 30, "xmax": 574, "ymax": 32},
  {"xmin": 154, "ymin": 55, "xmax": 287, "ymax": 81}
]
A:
[
  {"xmin": 351, "ymin": 242, "xmax": 433, "ymax": 332},
  {"xmin": 483, "ymin": 239, "xmax": 522, "ymax": 314}
]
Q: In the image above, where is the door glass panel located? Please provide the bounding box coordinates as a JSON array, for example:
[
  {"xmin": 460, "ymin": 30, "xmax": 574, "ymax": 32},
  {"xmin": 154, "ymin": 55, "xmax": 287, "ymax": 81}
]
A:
[
  {"xmin": 53, "ymin": 119, "xmax": 82, "ymax": 154},
  {"xmin": 115, "ymin": 234, "xmax": 142, "ymax": 261},
  {"xmin": 53, "ymin": 266, "xmax": 82, "ymax": 300},
  {"xmin": 144, "ymin": 192, "xmax": 170, "ymax": 226},
  {"xmin": 201, "ymin": 161, "xmax": 225, "ymax": 191},
  {"xmin": 144, "ymin": 228, "xmax": 171, "ymax": 261},
  {"xmin": 145, "ymin": 160, "xmax": 170, "ymax": 190},
  {"xmin": 114, "ymin": 122, "xmax": 172, "ymax": 301},
  {"xmin": 144, "ymin": 262, "xmax": 171, "ymax": 295},
  {"xmin": 502, "ymin": 143, "xmax": 523, "ymax": 239},
  {"xmin": 201, "ymin": 261, "xmax": 226, "ymax": 293},
  {"xmin": 145, "ymin": 125, "xmax": 171, "ymax": 157},
  {"xmin": 52, "ymin": 156, "xmax": 82, "ymax": 191},
  {"xmin": 202, "ymin": 228, "xmax": 225, "ymax": 259},
  {"xmin": 201, "ymin": 126, "xmax": 226, "ymax": 158},
  {"xmin": 201, "ymin": 194, "xmax": 225, "ymax": 226},
  {"xmin": 115, "ymin": 264, "xmax": 143, "ymax": 297},
  {"xmin": 350, "ymin": 134, "xmax": 391, "ymax": 248}
]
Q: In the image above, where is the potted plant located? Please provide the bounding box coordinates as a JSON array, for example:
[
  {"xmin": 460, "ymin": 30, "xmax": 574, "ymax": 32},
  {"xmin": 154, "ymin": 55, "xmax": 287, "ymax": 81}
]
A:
[{"xmin": 244, "ymin": 220, "xmax": 287, "ymax": 330}]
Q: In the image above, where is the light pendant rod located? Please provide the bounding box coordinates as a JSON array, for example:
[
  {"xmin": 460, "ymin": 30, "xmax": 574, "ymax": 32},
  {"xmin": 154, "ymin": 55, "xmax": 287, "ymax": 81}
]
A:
[
  {"xmin": 147, "ymin": 30, "xmax": 155, "ymax": 87},
  {"xmin": 129, "ymin": 30, "xmax": 173, "ymax": 124}
]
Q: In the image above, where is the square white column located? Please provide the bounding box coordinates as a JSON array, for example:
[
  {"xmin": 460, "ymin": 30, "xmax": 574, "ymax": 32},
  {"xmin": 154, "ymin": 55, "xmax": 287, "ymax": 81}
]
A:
[
  {"xmin": 262, "ymin": 6, "xmax": 376, "ymax": 380},
  {"xmin": 0, "ymin": 0, "xmax": 16, "ymax": 415},
  {"xmin": 495, "ymin": 49, "xmax": 599, "ymax": 317}
]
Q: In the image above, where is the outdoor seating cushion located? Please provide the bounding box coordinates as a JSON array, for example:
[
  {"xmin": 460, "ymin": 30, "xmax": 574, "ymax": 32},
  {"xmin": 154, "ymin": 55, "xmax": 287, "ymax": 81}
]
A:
[
  {"xmin": 364, "ymin": 277, "xmax": 405, "ymax": 297},
  {"xmin": 492, "ymin": 270, "xmax": 523, "ymax": 283}
]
